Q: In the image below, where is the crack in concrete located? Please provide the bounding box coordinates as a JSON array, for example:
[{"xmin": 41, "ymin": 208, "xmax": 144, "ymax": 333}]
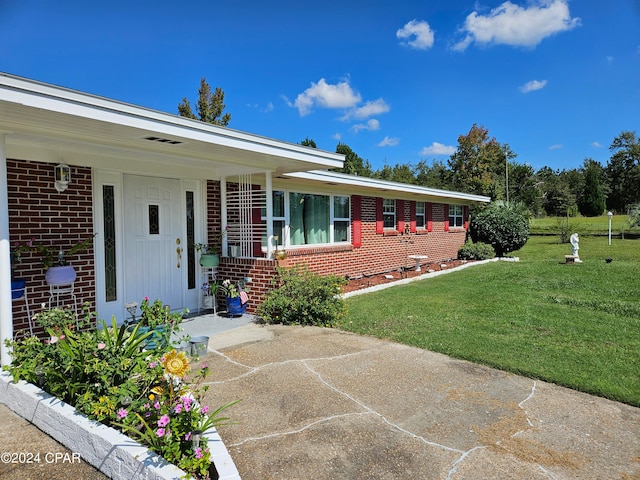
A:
[
  {"xmin": 206, "ymin": 348, "xmax": 552, "ymax": 477},
  {"xmin": 227, "ymin": 412, "xmax": 373, "ymax": 447},
  {"xmin": 301, "ymin": 359, "xmax": 465, "ymax": 455}
]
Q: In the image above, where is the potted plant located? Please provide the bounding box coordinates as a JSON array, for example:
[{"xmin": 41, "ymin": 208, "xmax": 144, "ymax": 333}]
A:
[
  {"xmin": 132, "ymin": 296, "xmax": 185, "ymax": 350},
  {"xmin": 10, "ymin": 242, "xmax": 32, "ymax": 299},
  {"xmin": 195, "ymin": 228, "xmax": 226, "ymax": 267},
  {"xmin": 219, "ymin": 279, "xmax": 248, "ymax": 316},
  {"xmin": 19, "ymin": 234, "xmax": 97, "ymax": 285}
]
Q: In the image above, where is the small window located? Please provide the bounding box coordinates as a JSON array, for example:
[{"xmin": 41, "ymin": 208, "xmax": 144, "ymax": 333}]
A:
[
  {"xmin": 333, "ymin": 196, "xmax": 350, "ymax": 242},
  {"xmin": 149, "ymin": 205, "xmax": 160, "ymax": 234},
  {"xmin": 416, "ymin": 202, "xmax": 426, "ymax": 229},
  {"xmin": 449, "ymin": 205, "xmax": 464, "ymax": 228},
  {"xmin": 383, "ymin": 199, "xmax": 395, "ymax": 229}
]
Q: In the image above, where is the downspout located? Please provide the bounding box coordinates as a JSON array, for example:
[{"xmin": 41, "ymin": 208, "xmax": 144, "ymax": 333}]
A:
[
  {"xmin": 0, "ymin": 134, "xmax": 13, "ymax": 366},
  {"xmin": 265, "ymin": 171, "xmax": 274, "ymax": 258}
]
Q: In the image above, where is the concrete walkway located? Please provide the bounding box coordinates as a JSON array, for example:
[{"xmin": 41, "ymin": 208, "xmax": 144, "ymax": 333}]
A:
[{"xmin": 198, "ymin": 323, "xmax": 640, "ymax": 480}]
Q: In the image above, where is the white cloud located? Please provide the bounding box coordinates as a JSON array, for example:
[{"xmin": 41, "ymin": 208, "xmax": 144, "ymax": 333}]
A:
[
  {"xmin": 397, "ymin": 19, "xmax": 435, "ymax": 50},
  {"xmin": 342, "ymin": 98, "xmax": 390, "ymax": 121},
  {"xmin": 294, "ymin": 78, "xmax": 362, "ymax": 116},
  {"xmin": 352, "ymin": 119, "xmax": 380, "ymax": 133},
  {"xmin": 592, "ymin": 141, "xmax": 602, "ymax": 148},
  {"xmin": 548, "ymin": 144, "xmax": 563, "ymax": 150},
  {"xmin": 453, "ymin": 0, "xmax": 581, "ymax": 51},
  {"xmin": 378, "ymin": 136, "xmax": 400, "ymax": 147},
  {"xmin": 332, "ymin": 133, "xmax": 342, "ymax": 141},
  {"xmin": 420, "ymin": 142, "xmax": 456, "ymax": 156},
  {"xmin": 520, "ymin": 79, "xmax": 548, "ymax": 93}
]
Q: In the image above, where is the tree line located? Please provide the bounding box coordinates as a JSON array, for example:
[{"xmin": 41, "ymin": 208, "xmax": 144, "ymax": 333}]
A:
[
  {"xmin": 310, "ymin": 125, "xmax": 639, "ymax": 218},
  {"xmin": 177, "ymin": 78, "xmax": 638, "ymax": 217}
]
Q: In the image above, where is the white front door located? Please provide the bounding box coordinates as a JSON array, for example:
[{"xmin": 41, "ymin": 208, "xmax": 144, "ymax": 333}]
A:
[{"xmin": 123, "ymin": 175, "xmax": 184, "ymax": 311}]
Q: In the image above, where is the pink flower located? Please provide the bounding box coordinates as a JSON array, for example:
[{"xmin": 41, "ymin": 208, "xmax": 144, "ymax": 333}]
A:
[
  {"xmin": 117, "ymin": 408, "xmax": 128, "ymax": 419},
  {"xmin": 202, "ymin": 363, "xmax": 207, "ymax": 369},
  {"xmin": 156, "ymin": 428, "xmax": 165, "ymax": 437},
  {"xmin": 195, "ymin": 447, "xmax": 203, "ymax": 459},
  {"xmin": 185, "ymin": 432, "xmax": 191, "ymax": 441},
  {"xmin": 49, "ymin": 336, "xmax": 59, "ymax": 344},
  {"xmin": 174, "ymin": 404, "xmax": 183, "ymax": 414},
  {"xmin": 144, "ymin": 296, "xmax": 149, "ymax": 301},
  {"xmin": 97, "ymin": 343, "xmax": 106, "ymax": 350},
  {"xmin": 143, "ymin": 403, "xmax": 150, "ymax": 410},
  {"xmin": 59, "ymin": 335, "xmax": 65, "ymax": 340},
  {"xmin": 201, "ymin": 405, "xmax": 209, "ymax": 414},
  {"xmin": 154, "ymin": 402, "xmax": 161, "ymax": 410},
  {"xmin": 149, "ymin": 362, "xmax": 156, "ymax": 368},
  {"xmin": 158, "ymin": 414, "xmax": 170, "ymax": 427}
]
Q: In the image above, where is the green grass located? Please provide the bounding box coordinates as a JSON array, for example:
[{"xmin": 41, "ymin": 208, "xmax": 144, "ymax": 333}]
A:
[
  {"xmin": 530, "ymin": 214, "xmax": 640, "ymax": 236},
  {"xmin": 336, "ymin": 235, "xmax": 640, "ymax": 406}
]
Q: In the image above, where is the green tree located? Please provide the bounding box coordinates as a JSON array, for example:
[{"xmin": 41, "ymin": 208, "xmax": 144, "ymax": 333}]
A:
[
  {"xmin": 509, "ymin": 163, "xmax": 542, "ymax": 215},
  {"xmin": 537, "ymin": 167, "xmax": 576, "ymax": 217},
  {"xmin": 300, "ymin": 137, "xmax": 317, "ymax": 148},
  {"xmin": 578, "ymin": 159, "xmax": 606, "ymax": 216},
  {"xmin": 414, "ymin": 159, "xmax": 453, "ymax": 190},
  {"xmin": 334, "ymin": 142, "xmax": 373, "ymax": 177},
  {"xmin": 470, "ymin": 201, "xmax": 530, "ymax": 257},
  {"xmin": 448, "ymin": 124, "xmax": 515, "ymax": 199},
  {"xmin": 178, "ymin": 77, "xmax": 231, "ymax": 126},
  {"xmin": 607, "ymin": 130, "xmax": 640, "ymax": 212}
]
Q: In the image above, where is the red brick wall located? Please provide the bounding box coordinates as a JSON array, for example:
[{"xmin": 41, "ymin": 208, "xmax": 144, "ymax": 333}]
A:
[
  {"xmin": 8, "ymin": 159, "xmax": 95, "ymax": 334},
  {"xmin": 207, "ymin": 180, "xmax": 469, "ymax": 311},
  {"xmin": 271, "ymin": 196, "xmax": 467, "ymax": 278}
]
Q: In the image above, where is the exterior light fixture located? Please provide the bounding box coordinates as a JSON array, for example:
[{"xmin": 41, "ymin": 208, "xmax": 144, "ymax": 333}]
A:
[
  {"xmin": 54, "ymin": 163, "xmax": 71, "ymax": 192},
  {"xmin": 607, "ymin": 211, "xmax": 613, "ymax": 246},
  {"xmin": 191, "ymin": 430, "xmax": 203, "ymax": 449}
]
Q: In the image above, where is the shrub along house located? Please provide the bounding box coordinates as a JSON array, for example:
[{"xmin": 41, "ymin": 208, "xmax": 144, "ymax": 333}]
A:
[{"xmin": 0, "ymin": 73, "xmax": 489, "ymax": 364}]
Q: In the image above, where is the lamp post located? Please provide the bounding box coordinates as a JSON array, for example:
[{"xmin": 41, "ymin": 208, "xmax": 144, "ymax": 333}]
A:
[
  {"xmin": 607, "ymin": 211, "xmax": 613, "ymax": 245},
  {"xmin": 504, "ymin": 146, "xmax": 509, "ymax": 205}
]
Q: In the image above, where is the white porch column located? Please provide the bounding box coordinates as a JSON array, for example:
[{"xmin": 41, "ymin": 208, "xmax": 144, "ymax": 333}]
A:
[
  {"xmin": 0, "ymin": 134, "xmax": 13, "ymax": 366},
  {"xmin": 265, "ymin": 171, "xmax": 274, "ymax": 258},
  {"xmin": 220, "ymin": 176, "xmax": 228, "ymax": 257}
]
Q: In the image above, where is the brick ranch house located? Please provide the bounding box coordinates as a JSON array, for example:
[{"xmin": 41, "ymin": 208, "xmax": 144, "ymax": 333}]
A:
[{"xmin": 0, "ymin": 73, "xmax": 489, "ymax": 363}]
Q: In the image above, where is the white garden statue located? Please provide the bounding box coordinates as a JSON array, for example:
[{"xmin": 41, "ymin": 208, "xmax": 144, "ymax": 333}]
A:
[{"xmin": 569, "ymin": 233, "xmax": 582, "ymax": 262}]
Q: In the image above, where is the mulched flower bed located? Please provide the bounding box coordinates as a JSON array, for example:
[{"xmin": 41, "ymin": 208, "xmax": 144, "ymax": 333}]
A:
[{"xmin": 342, "ymin": 259, "xmax": 468, "ymax": 294}]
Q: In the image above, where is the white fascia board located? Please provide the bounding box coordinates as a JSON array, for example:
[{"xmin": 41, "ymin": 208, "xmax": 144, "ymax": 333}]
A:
[
  {"xmin": 283, "ymin": 170, "xmax": 491, "ymax": 203},
  {"xmin": 0, "ymin": 73, "xmax": 343, "ymax": 168}
]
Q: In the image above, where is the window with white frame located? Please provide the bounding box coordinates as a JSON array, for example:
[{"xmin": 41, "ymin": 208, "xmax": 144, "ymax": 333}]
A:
[
  {"xmin": 416, "ymin": 201, "xmax": 426, "ymax": 229},
  {"xmin": 262, "ymin": 190, "xmax": 350, "ymax": 247},
  {"xmin": 449, "ymin": 204, "xmax": 464, "ymax": 228},
  {"xmin": 383, "ymin": 199, "xmax": 395, "ymax": 229}
]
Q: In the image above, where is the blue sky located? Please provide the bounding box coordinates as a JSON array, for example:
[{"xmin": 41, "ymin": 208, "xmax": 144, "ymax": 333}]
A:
[{"xmin": 1, "ymin": 0, "xmax": 638, "ymax": 172}]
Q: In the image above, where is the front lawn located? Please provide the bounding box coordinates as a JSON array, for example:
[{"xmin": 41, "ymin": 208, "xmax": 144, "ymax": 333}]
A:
[{"xmin": 336, "ymin": 235, "xmax": 640, "ymax": 406}]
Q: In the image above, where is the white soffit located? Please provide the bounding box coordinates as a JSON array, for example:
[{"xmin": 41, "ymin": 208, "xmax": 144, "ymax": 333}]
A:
[{"xmin": 283, "ymin": 170, "xmax": 491, "ymax": 203}]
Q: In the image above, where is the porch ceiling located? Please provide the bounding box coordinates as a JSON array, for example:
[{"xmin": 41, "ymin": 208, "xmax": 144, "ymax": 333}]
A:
[{"xmin": 0, "ymin": 73, "xmax": 343, "ymax": 177}]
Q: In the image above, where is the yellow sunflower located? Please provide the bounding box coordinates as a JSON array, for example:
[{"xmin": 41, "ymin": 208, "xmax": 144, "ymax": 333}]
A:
[{"xmin": 163, "ymin": 349, "xmax": 190, "ymax": 377}]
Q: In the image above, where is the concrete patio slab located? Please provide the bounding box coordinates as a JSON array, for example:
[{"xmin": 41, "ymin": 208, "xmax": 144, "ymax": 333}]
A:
[{"xmin": 200, "ymin": 324, "xmax": 640, "ymax": 480}]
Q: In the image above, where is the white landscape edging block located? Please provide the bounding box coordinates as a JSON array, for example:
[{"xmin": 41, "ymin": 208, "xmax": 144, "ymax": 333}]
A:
[{"xmin": 0, "ymin": 371, "xmax": 241, "ymax": 480}]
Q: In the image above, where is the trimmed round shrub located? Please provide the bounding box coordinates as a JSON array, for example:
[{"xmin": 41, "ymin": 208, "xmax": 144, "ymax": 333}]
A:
[
  {"xmin": 470, "ymin": 202, "xmax": 530, "ymax": 257},
  {"xmin": 457, "ymin": 240, "xmax": 495, "ymax": 260}
]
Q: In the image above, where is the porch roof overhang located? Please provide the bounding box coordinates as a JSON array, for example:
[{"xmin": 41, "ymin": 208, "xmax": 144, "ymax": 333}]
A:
[
  {"xmin": 282, "ymin": 170, "xmax": 492, "ymax": 204},
  {"xmin": 0, "ymin": 73, "xmax": 343, "ymax": 177}
]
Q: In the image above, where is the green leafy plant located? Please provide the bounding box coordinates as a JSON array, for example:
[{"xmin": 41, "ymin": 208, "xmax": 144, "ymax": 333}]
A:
[
  {"xmin": 4, "ymin": 312, "xmax": 238, "ymax": 479},
  {"xmin": 457, "ymin": 240, "xmax": 495, "ymax": 260},
  {"xmin": 257, "ymin": 265, "xmax": 346, "ymax": 327},
  {"xmin": 194, "ymin": 228, "xmax": 227, "ymax": 255},
  {"xmin": 470, "ymin": 201, "xmax": 530, "ymax": 256},
  {"xmin": 218, "ymin": 279, "xmax": 240, "ymax": 298},
  {"xmin": 115, "ymin": 351, "xmax": 238, "ymax": 478},
  {"xmin": 14, "ymin": 234, "xmax": 97, "ymax": 269}
]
